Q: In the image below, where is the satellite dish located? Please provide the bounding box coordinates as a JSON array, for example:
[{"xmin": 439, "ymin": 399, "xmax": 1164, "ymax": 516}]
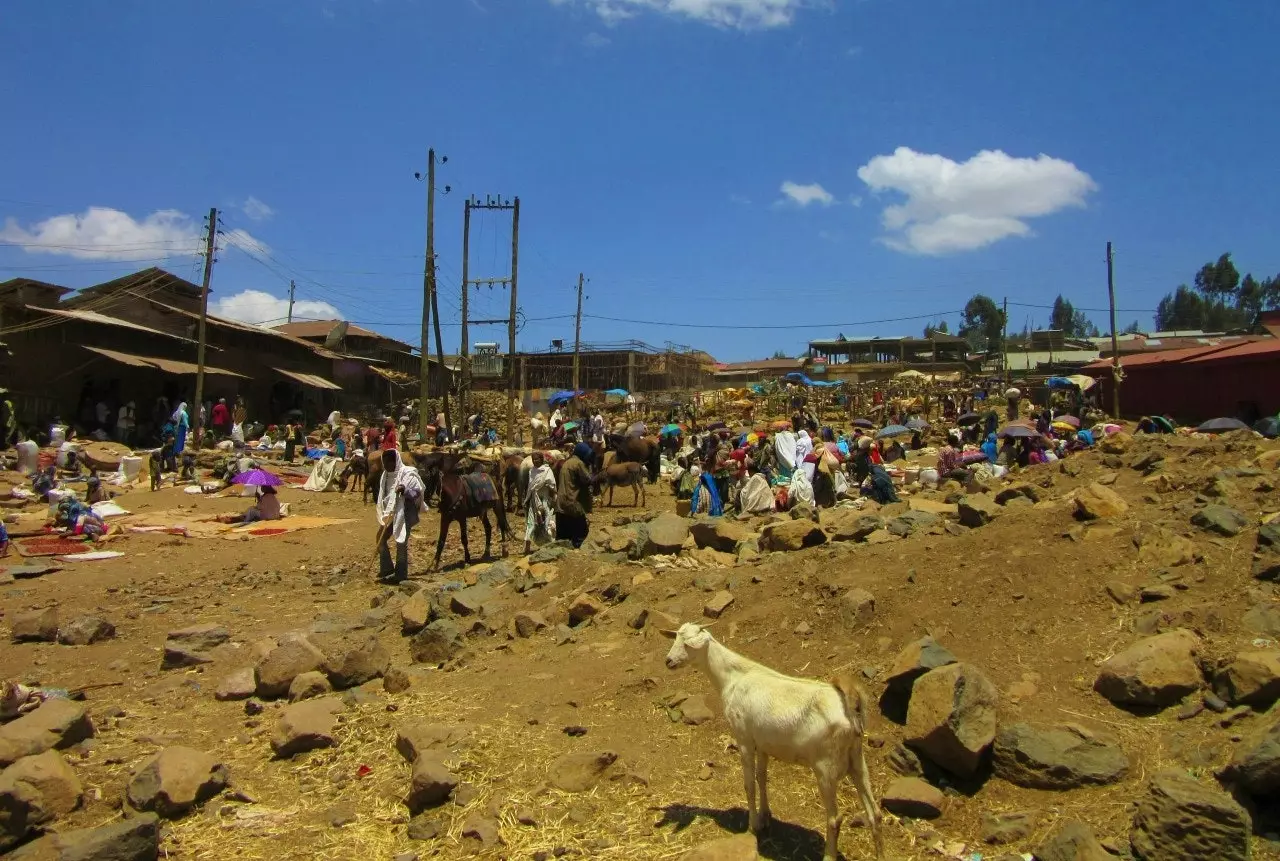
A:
[{"xmin": 323, "ymin": 321, "xmax": 349, "ymax": 351}]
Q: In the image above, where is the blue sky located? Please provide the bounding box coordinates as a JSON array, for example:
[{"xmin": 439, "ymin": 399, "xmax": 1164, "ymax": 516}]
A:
[{"xmin": 2, "ymin": 0, "xmax": 1277, "ymax": 361}]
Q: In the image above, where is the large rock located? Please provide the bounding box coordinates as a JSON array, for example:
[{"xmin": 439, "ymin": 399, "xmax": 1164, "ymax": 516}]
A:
[
  {"xmin": 409, "ymin": 619, "xmax": 467, "ymax": 665},
  {"xmin": 880, "ymin": 636, "xmax": 958, "ymax": 722},
  {"xmin": 395, "ymin": 723, "xmax": 471, "ymax": 763},
  {"xmin": 880, "ymin": 776, "xmax": 943, "ymax": 819},
  {"xmin": 11, "ymin": 608, "xmax": 59, "ymax": 643},
  {"xmin": 1190, "ymin": 504, "xmax": 1247, "ymax": 537},
  {"xmin": 0, "ymin": 750, "xmax": 83, "ymax": 850},
  {"xmin": 679, "ymin": 833, "xmax": 759, "ymax": 861},
  {"xmin": 642, "ymin": 513, "xmax": 690, "ymax": 556},
  {"xmin": 886, "ymin": 510, "xmax": 940, "ymax": 537},
  {"xmin": 1213, "ymin": 650, "xmax": 1280, "ymax": 707},
  {"xmin": 1094, "ymin": 629, "xmax": 1202, "ymax": 708},
  {"xmin": 1134, "ymin": 525, "xmax": 1200, "ymax": 568},
  {"xmin": 957, "ymin": 495, "xmax": 1001, "ymax": 528},
  {"xmin": 992, "ymin": 723, "xmax": 1130, "ymax": 789},
  {"xmin": 568, "ymin": 594, "xmax": 604, "ymax": 626},
  {"xmin": 1243, "ymin": 602, "xmax": 1280, "ymax": 637},
  {"xmin": 126, "ymin": 746, "xmax": 229, "ymax": 819},
  {"xmin": 254, "ymin": 634, "xmax": 326, "ymax": 699},
  {"xmin": 837, "ymin": 589, "xmax": 876, "ymax": 630},
  {"xmin": 1037, "ymin": 821, "xmax": 1111, "ymax": 861},
  {"xmin": 759, "ymin": 520, "xmax": 827, "ymax": 552},
  {"xmin": 995, "ymin": 484, "xmax": 1039, "ymax": 505},
  {"xmin": 1219, "ymin": 706, "xmax": 1280, "ymax": 798},
  {"xmin": 406, "ymin": 755, "xmax": 459, "ymax": 813},
  {"xmin": 6, "ymin": 812, "xmax": 160, "ymax": 861},
  {"xmin": 288, "ymin": 671, "xmax": 333, "ymax": 702},
  {"xmin": 690, "ymin": 518, "xmax": 750, "ymax": 553},
  {"xmin": 400, "ymin": 589, "xmax": 434, "ymax": 634},
  {"xmin": 318, "ymin": 633, "xmax": 390, "ymax": 689},
  {"xmin": 214, "ymin": 668, "xmax": 256, "ymax": 702},
  {"xmin": 161, "ymin": 624, "xmax": 230, "ymax": 668},
  {"xmin": 829, "ymin": 513, "xmax": 883, "ymax": 543},
  {"xmin": 547, "ymin": 750, "xmax": 617, "ymax": 792},
  {"xmin": 1075, "ymin": 483, "xmax": 1129, "ymax": 520},
  {"xmin": 449, "ymin": 584, "xmax": 495, "ymax": 617},
  {"xmin": 904, "ymin": 663, "xmax": 998, "ymax": 777},
  {"xmin": 1130, "ymin": 771, "xmax": 1251, "ymax": 861},
  {"xmin": 0, "ymin": 700, "xmax": 95, "ymax": 767},
  {"xmin": 513, "ymin": 611, "xmax": 549, "ymax": 638},
  {"xmin": 270, "ymin": 697, "xmax": 342, "ymax": 758},
  {"xmin": 56, "ymin": 616, "xmax": 116, "ymax": 646},
  {"xmin": 1254, "ymin": 521, "xmax": 1280, "ymax": 581},
  {"xmin": 1099, "ymin": 431, "xmax": 1132, "ymax": 454}
]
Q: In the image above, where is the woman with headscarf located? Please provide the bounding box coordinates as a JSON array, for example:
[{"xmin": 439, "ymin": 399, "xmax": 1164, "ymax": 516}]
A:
[
  {"xmin": 171, "ymin": 402, "xmax": 190, "ymax": 455},
  {"xmin": 795, "ymin": 429, "xmax": 815, "ymax": 482},
  {"xmin": 523, "ymin": 451, "xmax": 557, "ymax": 553},
  {"xmin": 375, "ymin": 448, "xmax": 425, "ymax": 583},
  {"xmin": 980, "ymin": 432, "xmax": 998, "ymax": 463},
  {"xmin": 556, "ymin": 442, "xmax": 594, "ymax": 548}
]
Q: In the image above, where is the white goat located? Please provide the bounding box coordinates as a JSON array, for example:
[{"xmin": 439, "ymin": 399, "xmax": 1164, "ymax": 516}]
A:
[{"xmin": 662, "ymin": 622, "xmax": 884, "ymax": 861}]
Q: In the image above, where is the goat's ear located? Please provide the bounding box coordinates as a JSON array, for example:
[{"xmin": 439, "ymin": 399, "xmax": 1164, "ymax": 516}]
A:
[{"xmin": 657, "ymin": 628, "xmax": 678, "ymax": 640}]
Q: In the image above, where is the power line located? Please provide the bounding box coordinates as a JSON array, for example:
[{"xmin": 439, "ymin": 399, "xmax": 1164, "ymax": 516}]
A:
[{"xmin": 578, "ymin": 310, "xmax": 966, "ymax": 331}]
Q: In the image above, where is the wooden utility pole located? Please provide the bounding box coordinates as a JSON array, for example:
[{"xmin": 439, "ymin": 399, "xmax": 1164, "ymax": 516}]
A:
[
  {"xmin": 430, "ymin": 251, "xmax": 451, "ymax": 441},
  {"xmin": 418, "ymin": 149, "xmax": 437, "ymax": 442},
  {"xmin": 459, "ymin": 196, "xmax": 519, "ymax": 441},
  {"xmin": 572, "ymin": 272, "xmax": 585, "ymax": 392},
  {"xmin": 459, "ymin": 198, "xmax": 471, "ymax": 422},
  {"xmin": 192, "ymin": 207, "xmax": 217, "ymax": 449},
  {"xmin": 1001, "ymin": 296, "xmax": 1009, "ymax": 384},
  {"xmin": 1106, "ymin": 241, "xmax": 1120, "ymax": 418},
  {"xmin": 286, "ymin": 280, "xmax": 295, "ymax": 323},
  {"xmin": 507, "ymin": 197, "xmax": 520, "ymax": 444}
]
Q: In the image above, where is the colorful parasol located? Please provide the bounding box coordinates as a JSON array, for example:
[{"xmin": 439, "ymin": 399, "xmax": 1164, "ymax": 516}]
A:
[{"xmin": 232, "ymin": 469, "xmax": 282, "ymax": 487}]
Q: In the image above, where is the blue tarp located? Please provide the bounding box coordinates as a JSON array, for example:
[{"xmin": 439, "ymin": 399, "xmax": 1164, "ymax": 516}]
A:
[
  {"xmin": 781, "ymin": 372, "xmax": 843, "ymax": 388},
  {"xmin": 1046, "ymin": 377, "xmax": 1077, "ymax": 389},
  {"xmin": 604, "ymin": 388, "xmax": 629, "ymax": 397},
  {"xmin": 548, "ymin": 390, "xmax": 584, "ymax": 406}
]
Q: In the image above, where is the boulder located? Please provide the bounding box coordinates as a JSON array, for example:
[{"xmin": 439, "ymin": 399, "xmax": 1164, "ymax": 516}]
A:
[
  {"xmin": 1190, "ymin": 504, "xmax": 1247, "ymax": 537},
  {"xmin": 11, "ymin": 608, "xmax": 59, "ymax": 643},
  {"xmin": 395, "ymin": 723, "xmax": 470, "ymax": 763},
  {"xmin": 837, "ymin": 589, "xmax": 876, "ymax": 629},
  {"xmin": 55, "ymin": 616, "xmax": 115, "ymax": 646},
  {"xmin": 1074, "ymin": 483, "xmax": 1129, "ymax": 520},
  {"xmin": 1094, "ymin": 629, "xmax": 1203, "ymax": 708},
  {"xmin": 992, "ymin": 723, "xmax": 1130, "ymax": 789},
  {"xmin": 642, "ymin": 513, "xmax": 690, "ymax": 556},
  {"xmin": 6, "ymin": 812, "xmax": 160, "ymax": 861},
  {"xmin": 759, "ymin": 520, "xmax": 827, "ymax": 552},
  {"xmin": 513, "ymin": 611, "xmax": 549, "ymax": 638},
  {"xmin": 214, "ymin": 668, "xmax": 256, "ymax": 702},
  {"xmin": 0, "ymin": 700, "xmax": 95, "ymax": 767},
  {"xmin": 270, "ymin": 697, "xmax": 342, "ymax": 758},
  {"xmin": 1134, "ymin": 525, "xmax": 1200, "ymax": 568},
  {"xmin": 980, "ymin": 810, "xmax": 1035, "ymax": 845},
  {"xmin": 679, "ymin": 833, "xmax": 759, "ymax": 861},
  {"xmin": 690, "ymin": 518, "xmax": 750, "ymax": 553},
  {"xmin": 1214, "ymin": 650, "xmax": 1280, "ymax": 708},
  {"xmin": 161, "ymin": 624, "xmax": 230, "ymax": 668},
  {"xmin": 1037, "ymin": 821, "xmax": 1111, "ymax": 861},
  {"xmin": 879, "ymin": 776, "xmax": 943, "ymax": 819},
  {"xmin": 547, "ymin": 750, "xmax": 617, "ymax": 792},
  {"xmin": 880, "ymin": 636, "xmax": 957, "ymax": 722},
  {"xmin": 318, "ymin": 633, "xmax": 390, "ymax": 689},
  {"xmin": 1099, "ymin": 431, "xmax": 1132, "ymax": 454},
  {"xmin": 126, "ymin": 746, "xmax": 229, "ymax": 818},
  {"xmin": 255, "ymin": 634, "xmax": 326, "ymax": 699},
  {"xmin": 406, "ymin": 755, "xmax": 459, "ymax": 812},
  {"xmin": 702, "ymin": 591, "xmax": 735, "ymax": 619},
  {"xmin": 568, "ymin": 594, "xmax": 604, "ymax": 626},
  {"xmin": 995, "ymin": 484, "xmax": 1039, "ymax": 505},
  {"xmin": 1254, "ymin": 521, "xmax": 1280, "ymax": 581},
  {"xmin": 1243, "ymin": 602, "xmax": 1280, "ymax": 637},
  {"xmin": 887, "ymin": 510, "xmax": 940, "ymax": 537},
  {"xmin": 0, "ymin": 750, "xmax": 83, "ymax": 850},
  {"xmin": 383, "ymin": 667, "xmax": 412, "ymax": 694},
  {"xmin": 957, "ymin": 494, "xmax": 1001, "ymax": 528},
  {"xmin": 449, "ymin": 584, "xmax": 495, "ymax": 616},
  {"xmin": 409, "ymin": 619, "xmax": 467, "ymax": 665},
  {"xmin": 1219, "ymin": 706, "xmax": 1280, "ymax": 798},
  {"xmin": 460, "ymin": 813, "xmax": 502, "ymax": 848},
  {"xmin": 288, "ymin": 671, "xmax": 334, "ymax": 702},
  {"xmin": 1130, "ymin": 770, "xmax": 1251, "ymax": 861},
  {"xmin": 400, "ymin": 589, "xmax": 434, "ymax": 634},
  {"xmin": 904, "ymin": 663, "xmax": 998, "ymax": 777}
]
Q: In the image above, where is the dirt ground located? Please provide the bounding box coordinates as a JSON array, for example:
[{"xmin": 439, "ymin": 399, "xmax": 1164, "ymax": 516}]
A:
[{"xmin": 3, "ymin": 433, "xmax": 1280, "ymax": 860}]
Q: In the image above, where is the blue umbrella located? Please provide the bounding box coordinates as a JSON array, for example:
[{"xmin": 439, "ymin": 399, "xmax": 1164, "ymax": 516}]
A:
[
  {"xmin": 1254, "ymin": 416, "xmax": 1279, "ymax": 439},
  {"xmin": 1197, "ymin": 417, "xmax": 1250, "ymax": 433},
  {"xmin": 906, "ymin": 418, "xmax": 929, "ymax": 431},
  {"xmin": 660, "ymin": 423, "xmax": 682, "ymax": 438},
  {"xmin": 998, "ymin": 423, "xmax": 1040, "ymax": 439},
  {"xmin": 877, "ymin": 424, "xmax": 912, "ymax": 439},
  {"xmin": 852, "ymin": 418, "xmax": 874, "ymax": 429}
]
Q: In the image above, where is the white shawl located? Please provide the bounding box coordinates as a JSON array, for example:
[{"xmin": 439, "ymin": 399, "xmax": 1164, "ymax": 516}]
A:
[{"xmin": 376, "ymin": 450, "xmax": 426, "ymax": 543}]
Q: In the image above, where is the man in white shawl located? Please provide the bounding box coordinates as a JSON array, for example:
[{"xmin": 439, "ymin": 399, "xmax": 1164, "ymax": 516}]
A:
[
  {"xmin": 375, "ymin": 449, "xmax": 426, "ymax": 583},
  {"xmin": 523, "ymin": 451, "xmax": 557, "ymax": 553}
]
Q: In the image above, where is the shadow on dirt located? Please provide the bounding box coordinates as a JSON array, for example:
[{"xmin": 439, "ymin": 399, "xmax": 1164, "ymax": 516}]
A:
[{"xmin": 655, "ymin": 803, "xmax": 841, "ymax": 861}]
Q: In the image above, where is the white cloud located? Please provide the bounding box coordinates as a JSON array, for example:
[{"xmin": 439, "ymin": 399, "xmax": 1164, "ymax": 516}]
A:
[
  {"xmin": 220, "ymin": 228, "xmax": 272, "ymax": 259},
  {"xmin": 0, "ymin": 207, "xmax": 203, "ymax": 261},
  {"xmin": 211, "ymin": 289, "xmax": 342, "ymax": 326},
  {"xmin": 552, "ymin": 0, "xmax": 804, "ymax": 29},
  {"xmin": 582, "ymin": 31, "xmax": 611, "ymax": 48},
  {"xmin": 242, "ymin": 196, "xmax": 274, "ymax": 221},
  {"xmin": 778, "ymin": 181, "xmax": 835, "ymax": 207},
  {"xmin": 856, "ymin": 146, "xmax": 1097, "ymax": 254}
]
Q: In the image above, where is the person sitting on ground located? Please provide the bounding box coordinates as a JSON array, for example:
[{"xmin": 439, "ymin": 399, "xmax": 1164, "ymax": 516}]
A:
[
  {"xmin": 882, "ymin": 438, "xmax": 906, "ymax": 463},
  {"xmin": 214, "ymin": 485, "xmax": 281, "ymax": 525},
  {"xmin": 85, "ymin": 472, "xmax": 109, "ymax": 504}
]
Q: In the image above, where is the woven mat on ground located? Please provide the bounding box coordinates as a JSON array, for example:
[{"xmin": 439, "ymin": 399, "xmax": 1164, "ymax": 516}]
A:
[
  {"xmin": 221, "ymin": 516, "xmax": 353, "ymax": 540},
  {"xmin": 15, "ymin": 537, "xmax": 92, "ymax": 557},
  {"xmin": 119, "ymin": 510, "xmax": 232, "ymax": 539}
]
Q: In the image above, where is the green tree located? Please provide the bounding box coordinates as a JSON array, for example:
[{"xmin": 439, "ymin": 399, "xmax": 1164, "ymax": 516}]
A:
[
  {"xmin": 922, "ymin": 320, "xmax": 950, "ymax": 338},
  {"xmin": 1154, "ymin": 285, "xmax": 1205, "ymax": 331},
  {"xmin": 1049, "ymin": 295, "xmax": 1100, "ymax": 338},
  {"xmin": 1122, "ymin": 320, "xmax": 1142, "ymax": 335},
  {"xmin": 1152, "ymin": 253, "xmax": 1272, "ymax": 332},
  {"xmin": 959, "ymin": 294, "xmax": 1006, "ymax": 353},
  {"xmin": 770, "ymin": 350, "xmax": 791, "ymax": 360}
]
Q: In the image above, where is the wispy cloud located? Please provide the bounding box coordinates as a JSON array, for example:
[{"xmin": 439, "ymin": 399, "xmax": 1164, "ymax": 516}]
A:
[
  {"xmin": 550, "ymin": 0, "xmax": 806, "ymax": 30},
  {"xmin": 212, "ymin": 289, "xmax": 341, "ymax": 326},
  {"xmin": 777, "ymin": 181, "xmax": 835, "ymax": 208},
  {"xmin": 0, "ymin": 207, "xmax": 204, "ymax": 261},
  {"xmin": 729, "ymin": 193, "xmax": 752, "ymax": 206},
  {"xmin": 583, "ymin": 31, "xmax": 611, "ymax": 48},
  {"xmin": 242, "ymin": 196, "xmax": 274, "ymax": 222}
]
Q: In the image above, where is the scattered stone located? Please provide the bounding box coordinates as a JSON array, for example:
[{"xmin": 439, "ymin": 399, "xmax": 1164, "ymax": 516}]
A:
[
  {"xmin": 461, "ymin": 813, "xmax": 502, "ymax": 847},
  {"xmin": 327, "ymin": 802, "xmax": 358, "ymax": 827},
  {"xmin": 1214, "ymin": 650, "xmax": 1280, "ymax": 707},
  {"xmin": 690, "ymin": 518, "xmax": 749, "ymax": 553},
  {"xmin": 288, "ymin": 671, "xmax": 334, "ymax": 703},
  {"xmin": 449, "ymin": 584, "xmax": 494, "ymax": 616},
  {"xmin": 980, "ymin": 810, "xmax": 1035, "ymax": 844},
  {"xmin": 1177, "ymin": 698, "xmax": 1205, "ymax": 720},
  {"xmin": 126, "ymin": 746, "xmax": 229, "ymax": 818},
  {"xmin": 5, "ymin": 811, "xmax": 159, "ymax": 861},
  {"xmin": 1254, "ymin": 522, "xmax": 1280, "ymax": 581},
  {"xmin": 880, "ymin": 776, "xmax": 944, "ymax": 819},
  {"xmin": 957, "ymin": 494, "xmax": 1001, "ymax": 527},
  {"xmin": 793, "ymin": 621, "xmax": 812, "ymax": 636},
  {"xmin": 1219, "ymin": 706, "xmax": 1280, "ymax": 798},
  {"xmin": 568, "ymin": 594, "xmax": 604, "ymax": 626},
  {"xmin": 0, "ymin": 750, "xmax": 84, "ymax": 850},
  {"xmin": 880, "ymin": 636, "xmax": 958, "ymax": 722},
  {"xmin": 400, "ymin": 589, "xmax": 434, "ymax": 634},
  {"xmin": 270, "ymin": 697, "xmax": 342, "ymax": 758},
  {"xmin": 759, "ymin": 519, "xmax": 827, "ymax": 552},
  {"xmin": 905, "ymin": 662, "xmax": 998, "ymax": 777},
  {"xmin": 1094, "ymin": 629, "xmax": 1203, "ymax": 708},
  {"xmin": 1141, "ymin": 584, "xmax": 1176, "ymax": 603},
  {"xmin": 992, "ymin": 723, "xmax": 1130, "ymax": 789},
  {"xmin": 995, "ymin": 484, "xmax": 1040, "ymax": 505},
  {"xmin": 679, "ymin": 833, "xmax": 759, "ymax": 861},
  {"xmin": 1037, "ymin": 820, "xmax": 1111, "ymax": 861},
  {"xmin": 395, "ymin": 723, "xmax": 470, "ymax": 762},
  {"xmin": 214, "ymin": 668, "xmax": 256, "ymax": 701},
  {"xmin": 409, "ymin": 619, "xmax": 467, "ymax": 665},
  {"xmin": 548, "ymin": 750, "xmax": 617, "ymax": 792},
  {"xmin": 318, "ymin": 633, "xmax": 390, "ymax": 689},
  {"xmin": 1106, "ymin": 581, "xmax": 1139, "ymax": 604},
  {"xmin": 11, "ymin": 607, "xmax": 59, "ymax": 643},
  {"xmin": 254, "ymin": 634, "xmax": 326, "ymax": 699},
  {"xmin": 1190, "ymin": 504, "xmax": 1247, "ymax": 537},
  {"xmin": 1099, "ymin": 431, "xmax": 1132, "ymax": 454},
  {"xmin": 1075, "ymin": 482, "xmax": 1129, "ymax": 520},
  {"xmin": 161, "ymin": 623, "xmax": 230, "ymax": 668},
  {"xmin": 830, "ymin": 513, "xmax": 884, "ymax": 543},
  {"xmin": 0, "ymin": 699, "xmax": 95, "ymax": 767},
  {"xmin": 1243, "ymin": 603, "xmax": 1280, "ymax": 637},
  {"xmin": 702, "ymin": 591, "xmax": 734, "ymax": 619},
  {"xmin": 680, "ymin": 695, "xmax": 714, "ymax": 725},
  {"xmin": 407, "ymin": 814, "xmax": 442, "ymax": 840},
  {"xmin": 513, "ymin": 611, "xmax": 550, "ymax": 638},
  {"xmin": 837, "ymin": 588, "xmax": 876, "ymax": 629},
  {"xmin": 406, "ymin": 756, "xmax": 459, "ymax": 812},
  {"xmin": 383, "ymin": 667, "xmax": 412, "ymax": 694},
  {"xmin": 56, "ymin": 615, "xmax": 115, "ymax": 646},
  {"xmin": 1130, "ymin": 770, "xmax": 1251, "ymax": 861},
  {"xmin": 887, "ymin": 743, "xmax": 923, "ymax": 777},
  {"xmin": 1135, "ymin": 525, "xmax": 1201, "ymax": 568},
  {"xmin": 642, "ymin": 513, "xmax": 691, "ymax": 556}
]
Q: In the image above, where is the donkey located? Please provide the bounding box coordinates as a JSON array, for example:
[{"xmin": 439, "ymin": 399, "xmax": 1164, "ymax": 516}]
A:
[{"xmin": 431, "ymin": 453, "xmax": 512, "ymax": 570}]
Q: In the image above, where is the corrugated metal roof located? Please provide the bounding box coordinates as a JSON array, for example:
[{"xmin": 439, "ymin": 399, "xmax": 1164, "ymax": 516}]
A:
[
  {"xmin": 83, "ymin": 345, "xmax": 246, "ymax": 377},
  {"xmin": 273, "ymin": 367, "xmax": 343, "ymax": 391},
  {"xmin": 1184, "ymin": 338, "xmax": 1280, "ymax": 363},
  {"xmin": 30, "ymin": 305, "xmax": 196, "ymax": 343}
]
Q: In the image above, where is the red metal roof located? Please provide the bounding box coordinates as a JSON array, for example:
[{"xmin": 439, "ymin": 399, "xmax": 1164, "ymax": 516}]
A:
[{"xmin": 1184, "ymin": 338, "xmax": 1280, "ymax": 362}]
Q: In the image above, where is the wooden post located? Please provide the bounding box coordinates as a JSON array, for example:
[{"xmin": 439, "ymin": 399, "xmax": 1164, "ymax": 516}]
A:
[
  {"xmin": 459, "ymin": 199, "xmax": 471, "ymax": 424},
  {"xmin": 572, "ymin": 272, "xmax": 584, "ymax": 392},
  {"xmin": 418, "ymin": 149, "xmax": 435, "ymax": 441},
  {"xmin": 507, "ymin": 197, "xmax": 519, "ymax": 444},
  {"xmin": 1106, "ymin": 241, "xmax": 1120, "ymax": 418},
  {"xmin": 192, "ymin": 207, "xmax": 217, "ymax": 449}
]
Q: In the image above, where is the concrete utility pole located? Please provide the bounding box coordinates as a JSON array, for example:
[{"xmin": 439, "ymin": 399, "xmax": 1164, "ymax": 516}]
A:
[
  {"xmin": 459, "ymin": 198, "xmax": 471, "ymax": 422},
  {"xmin": 193, "ymin": 207, "xmax": 217, "ymax": 449},
  {"xmin": 286, "ymin": 280, "xmax": 295, "ymax": 323},
  {"xmin": 1106, "ymin": 241, "xmax": 1120, "ymax": 418},
  {"xmin": 572, "ymin": 272, "xmax": 585, "ymax": 392},
  {"xmin": 459, "ymin": 195, "xmax": 519, "ymax": 441},
  {"xmin": 418, "ymin": 148, "xmax": 437, "ymax": 442}
]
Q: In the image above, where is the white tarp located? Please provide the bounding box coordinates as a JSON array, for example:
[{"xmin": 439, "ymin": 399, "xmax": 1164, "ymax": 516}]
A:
[{"xmin": 302, "ymin": 456, "xmax": 342, "ymax": 492}]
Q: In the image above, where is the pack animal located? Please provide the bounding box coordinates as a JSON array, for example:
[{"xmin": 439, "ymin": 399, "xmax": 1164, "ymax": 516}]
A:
[
  {"xmin": 594, "ymin": 461, "xmax": 646, "ymax": 507},
  {"xmin": 338, "ymin": 452, "xmax": 367, "ymax": 496},
  {"xmin": 431, "ymin": 453, "xmax": 513, "ymax": 570},
  {"xmin": 606, "ymin": 434, "xmax": 661, "ymax": 485},
  {"xmin": 661, "ymin": 623, "xmax": 883, "ymax": 861}
]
